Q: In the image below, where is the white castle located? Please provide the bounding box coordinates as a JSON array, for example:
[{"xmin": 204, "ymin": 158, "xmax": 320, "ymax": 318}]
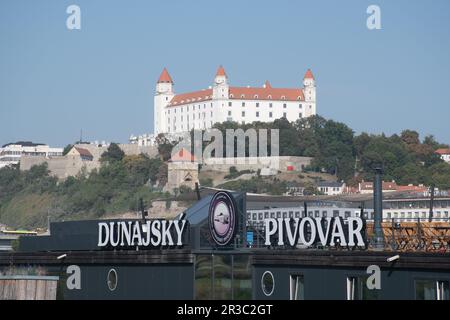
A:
[{"xmin": 130, "ymin": 66, "xmax": 316, "ymax": 145}]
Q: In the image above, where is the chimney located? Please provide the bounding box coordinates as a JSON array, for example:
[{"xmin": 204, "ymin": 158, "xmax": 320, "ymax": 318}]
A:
[{"xmin": 372, "ymin": 166, "xmax": 385, "ymax": 250}]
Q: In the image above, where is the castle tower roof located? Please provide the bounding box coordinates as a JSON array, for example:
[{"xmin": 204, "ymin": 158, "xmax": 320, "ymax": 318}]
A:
[
  {"xmin": 157, "ymin": 68, "xmax": 173, "ymax": 83},
  {"xmin": 215, "ymin": 65, "xmax": 227, "ymax": 77},
  {"xmin": 303, "ymin": 69, "xmax": 315, "ymax": 80}
]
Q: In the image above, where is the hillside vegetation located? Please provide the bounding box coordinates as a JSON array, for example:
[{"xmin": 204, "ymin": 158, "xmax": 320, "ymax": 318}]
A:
[
  {"xmin": 1, "ymin": 115, "xmax": 450, "ymax": 229},
  {"xmin": 0, "ymin": 147, "xmax": 168, "ymax": 229}
]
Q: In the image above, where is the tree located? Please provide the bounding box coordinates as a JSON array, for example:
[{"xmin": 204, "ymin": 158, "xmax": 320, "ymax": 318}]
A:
[
  {"xmin": 155, "ymin": 134, "xmax": 174, "ymax": 161},
  {"xmin": 100, "ymin": 143, "xmax": 124, "ymax": 163},
  {"xmin": 62, "ymin": 144, "xmax": 73, "ymax": 156}
]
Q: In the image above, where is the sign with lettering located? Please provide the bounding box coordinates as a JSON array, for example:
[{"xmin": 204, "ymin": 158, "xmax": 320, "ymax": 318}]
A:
[
  {"xmin": 264, "ymin": 217, "xmax": 366, "ymax": 248},
  {"xmin": 97, "ymin": 220, "xmax": 188, "ymax": 248}
]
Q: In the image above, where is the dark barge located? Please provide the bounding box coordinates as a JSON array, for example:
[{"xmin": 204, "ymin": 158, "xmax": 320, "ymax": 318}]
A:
[{"xmin": 0, "ymin": 191, "xmax": 449, "ymax": 300}]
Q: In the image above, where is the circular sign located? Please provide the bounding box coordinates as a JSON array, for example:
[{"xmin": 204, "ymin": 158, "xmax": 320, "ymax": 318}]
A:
[{"xmin": 208, "ymin": 191, "xmax": 237, "ymax": 246}]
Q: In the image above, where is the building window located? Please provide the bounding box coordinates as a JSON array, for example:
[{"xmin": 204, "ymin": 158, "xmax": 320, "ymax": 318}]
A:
[
  {"xmin": 228, "ymin": 102, "xmax": 232, "ymax": 107},
  {"xmin": 415, "ymin": 280, "xmax": 449, "ymax": 300},
  {"xmin": 242, "ymin": 102, "xmax": 245, "ymax": 107},
  {"xmin": 256, "ymin": 102, "xmax": 259, "ymax": 108},
  {"xmin": 107, "ymin": 269, "xmax": 118, "ymax": 291},
  {"xmin": 290, "ymin": 275, "xmax": 304, "ymax": 300},
  {"xmin": 269, "ymin": 112, "xmax": 273, "ymax": 118},
  {"xmin": 261, "ymin": 271, "xmax": 275, "ymax": 297},
  {"xmin": 242, "ymin": 111, "xmax": 245, "ymax": 117},
  {"xmin": 283, "ymin": 103, "xmax": 287, "ymax": 108},
  {"xmin": 256, "ymin": 111, "xmax": 259, "ymax": 117},
  {"xmin": 269, "ymin": 103, "xmax": 273, "ymax": 108},
  {"xmin": 283, "ymin": 112, "xmax": 287, "ymax": 118},
  {"xmin": 299, "ymin": 113, "xmax": 303, "ymax": 118},
  {"xmin": 228, "ymin": 111, "xmax": 232, "ymax": 116},
  {"xmin": 347, "ymin": 276, "xmax": 379, "ymax": 300},
  {"xmin": 299, "ymin": 104, "xmax": 302, "ymax": 108}
]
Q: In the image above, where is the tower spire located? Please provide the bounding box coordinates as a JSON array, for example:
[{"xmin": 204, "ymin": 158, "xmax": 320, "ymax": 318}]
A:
[
  {"xmin": 215, "ymin": 65, "xmax": 227, "ymax": 77},
  {"xmin": 157, "ymin": 67, "xmax": 173, "ymax": 83}
]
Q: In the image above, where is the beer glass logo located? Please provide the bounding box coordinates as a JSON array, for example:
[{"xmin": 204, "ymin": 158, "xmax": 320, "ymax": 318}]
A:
[{"xmin": 208, "ymin": 191, "xmax": 237, "ymax": 246}]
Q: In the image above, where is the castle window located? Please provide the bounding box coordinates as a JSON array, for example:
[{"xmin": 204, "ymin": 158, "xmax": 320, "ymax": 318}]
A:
[
  {"xmin": 256, "ymin": 111, "xmax": 260, "ymax": 117},
  {"xmin": 242, "ymin": 111, "xmax": 245, "ymax": 117},
  {"xmin": 230, "ymin": 94, "xmax": 234, "ymax": 98},
  {"xmin": 268, "ymin": 95, "xmax": 272, "ymax": 99},
  {"xmin": 283, "ymin": 112, "xmax": 287, "ymax": 118},
  {"xmin": 242, "ymin": 102, "xmax": 245, "ymax": 107},
  {"xmin": 283, "ymin": 103, "xmax": 287, "ymax": 108},
  {"xmin": 269, "ymin": 103, "xmax": 273, "ymax": 108},
  {"xmin": 228, "ymin": 111, "xmax": 232, "ymax": 116},
  {"xmin": 241, "ymin": 94, "xmax": 245, "ymax": 98},
  {"xmin": 166, "ymin": 97, "xmax": 168, "ymax": 101},
  {"xmin": 299, "ymin": 104, "xmax": 302, "ymax": 109},
  {"xmin": 299, "ymin": 113, "xmax": 302, "ymax": 118},
  {"xmin": 228, "ymin": 102, "xmax": 232, "ymax": 107},
  {"xmin": 281, "ymin": 96, "xmax": 286, "ymax": 100},
  {"xmin": 210, "ymin": 111, "xmax": 213, "ymax": 117},
  {"xmin": 256, "ymin": 102, "xmax": 259, "ymax": 108},
  {"xmin": 269, "ymin": 112, "xmax": 273, "ymax": 118},
  {"xmin": 254, "ymin": 95, "xmax": 259, "ymax": 99}
]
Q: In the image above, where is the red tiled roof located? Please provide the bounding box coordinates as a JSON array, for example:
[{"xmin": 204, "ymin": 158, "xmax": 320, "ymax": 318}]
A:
[
  {"xmin": 74, "ymin": 147, "xmax": 93, "ymax": 158},
  {"xmin": 396, "ymin": 185, "xmax": 428, "ymax": 192},
  {"xmin": 168, "ymin": 89, "xmax": 213, "ymax": 106},
  {"xmin": 170, "ymin": 148, "xmax": 197, "ymax": 162},
  {"xmin": 359, "ymin": 181, "xmax": 398, "ymax": 191},
  {"xmin": 304, "ymin": 69, "xmax": 315, "ymax": 80},
  {"xmin": 435, "ymin": 148, "xmax": 450, "ymax": 155},
  {"xmin": 157, "ymin": 68, "xmax": 173, "ymax": 83},
  {"xmin": 229, "ymin": 86, "xmax": 304, "ymax": 101},
  {"xmin": 167, "ymin": 85, "xmax": 305, "ymax": 106},
  {"xmin": 216, "ymin": 65, "xmax": 227, "ymax": 77}
]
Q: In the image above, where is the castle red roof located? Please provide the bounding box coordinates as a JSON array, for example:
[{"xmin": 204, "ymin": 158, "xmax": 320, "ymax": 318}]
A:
[
  {"xmin": 157, "ymin": 68, "xmax": 173, "ymax": 83},
  {"xmin": 168, "ymin": 89, "xmax": 213, "ymax": 106},
  {"xmin": 216, "ymin": 65, "xmax": 227, "ymax": 77},
  {"xmin": 228, "ymin": 86, "xmax": 304, "ymax": 101},
  {"xmin": 304, "ymin": 69, "xmax": 315, "ymax": 80},
  {"xmin": 167, "ymin": 85, "xmax": 305, "ymax": 106}
]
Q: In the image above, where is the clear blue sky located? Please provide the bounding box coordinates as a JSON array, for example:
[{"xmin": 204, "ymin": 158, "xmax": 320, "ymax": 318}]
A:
[{"xmin": 1, "ymin": 0, "xmax": 450, "ymax": 148}]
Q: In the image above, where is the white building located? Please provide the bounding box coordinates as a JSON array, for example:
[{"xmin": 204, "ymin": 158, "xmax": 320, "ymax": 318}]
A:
[
  {"xmin": 317, "ymin": 181, "xmax": 346, "ymax": 196},
  {"xmin": 0, "ymin": 142, "xmax": 63, "ymax": 169},
  {"xmin": 436, "ymin": 148, "xmax": 450, "ymax": 163},
  {"xmin": 153, "ymin": 66, "xmax": 317, "ymax": 135}
]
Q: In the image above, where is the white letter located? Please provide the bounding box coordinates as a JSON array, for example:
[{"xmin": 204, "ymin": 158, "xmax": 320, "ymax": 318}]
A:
[
  {"xmin": 285, "ymin": 218, "xmax": 300, "ymax": 246},
  {"xmin": 151, "ymin": 220, "xmax": 162, "ymax": 246},
  {"xmin": 366, "ymin": 265, "xmax": 381, "ymax": 290},
  {"xmin": 330, "ymin": 218, "xmax": 347, "ymax": 246},
  {"xmin": 174, "ymin": 220, "xmax": 187, "ymax": 246},
  {"xmin": 131, "ymin": 222, "xmax": 143, "ymax": 246},
  {"xmin": 347, "ymin": 217, "xmax": 365, "ymax": 247},
  {"xmin": 264, "ymin": 219, "xmax": 278, "ymax": 246},
  {"xmin": 66, "ymin": 5, "xmax": 81, "ymax": 30},
  {"xmin": 366, "ymin": 5, "xmax": 381, "ymax": 30},
  {"xmin": 298, "ymin": 217, "xmax": 317, "ymax": 246},
  {"xmin": 315, "ymin": 217, "xmax": 332, "ymax": 246},
  {"xmin": 97, "ymin": 222, "xmax": 109, "ymax": 247}
]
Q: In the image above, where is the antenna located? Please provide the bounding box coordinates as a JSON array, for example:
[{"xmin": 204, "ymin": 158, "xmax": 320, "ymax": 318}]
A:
[{"xmin": 80, "ymin": 129, "xmax": 83, "ymax": 143}]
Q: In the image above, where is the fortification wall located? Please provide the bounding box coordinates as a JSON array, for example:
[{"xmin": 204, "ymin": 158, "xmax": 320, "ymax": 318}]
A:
[
  {"xmin": 20, "ymin": 144, "xmax": 159, "ymax": 180},
  {"xmin": 201, "ymin": 156, "xmax": 312, "ymax": 173}
]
